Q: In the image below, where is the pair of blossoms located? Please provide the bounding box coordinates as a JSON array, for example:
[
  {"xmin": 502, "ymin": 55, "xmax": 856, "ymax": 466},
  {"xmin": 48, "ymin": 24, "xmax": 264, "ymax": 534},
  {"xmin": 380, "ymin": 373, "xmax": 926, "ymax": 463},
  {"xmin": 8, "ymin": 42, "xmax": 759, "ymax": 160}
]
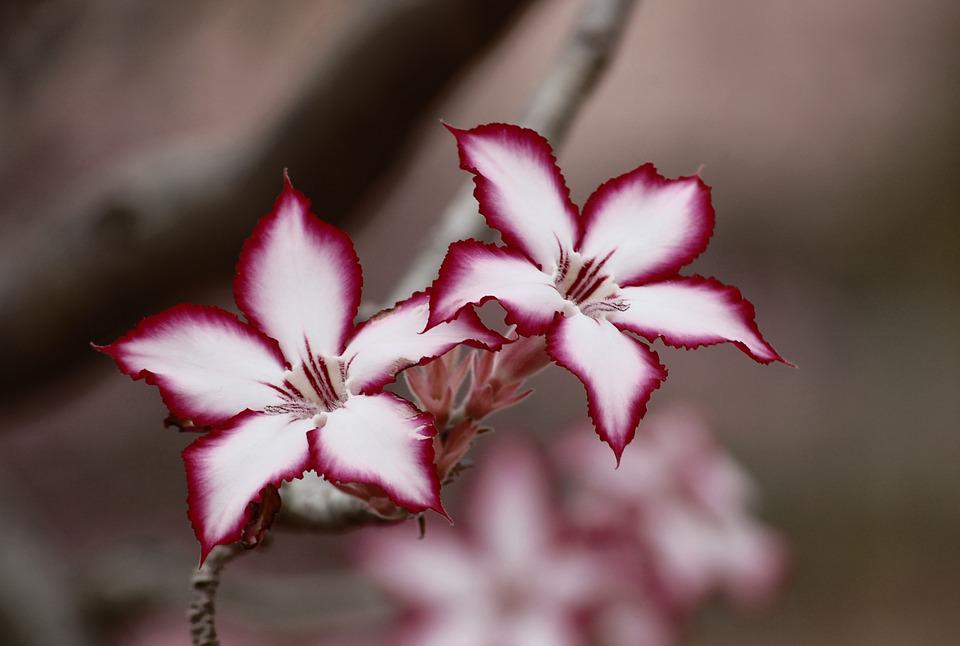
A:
[
  {"xmin": 98, "ymin": 123, "xmax": 785, "ymax": 561},
  {"xmin": 364, "ymin": 409, "xmax": 786, "ymax": 646}
]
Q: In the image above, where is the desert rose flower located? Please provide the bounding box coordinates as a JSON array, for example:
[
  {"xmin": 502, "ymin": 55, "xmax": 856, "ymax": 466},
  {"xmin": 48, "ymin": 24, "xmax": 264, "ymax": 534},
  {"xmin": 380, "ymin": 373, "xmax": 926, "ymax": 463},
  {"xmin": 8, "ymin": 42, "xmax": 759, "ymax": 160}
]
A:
[
  {"xmin": 96, "ymin": 175, "xmax": 505, "ymax": 560},
  {"xmin": 427, "ymin": 123, "xmax": 786, "ymax": 460}
]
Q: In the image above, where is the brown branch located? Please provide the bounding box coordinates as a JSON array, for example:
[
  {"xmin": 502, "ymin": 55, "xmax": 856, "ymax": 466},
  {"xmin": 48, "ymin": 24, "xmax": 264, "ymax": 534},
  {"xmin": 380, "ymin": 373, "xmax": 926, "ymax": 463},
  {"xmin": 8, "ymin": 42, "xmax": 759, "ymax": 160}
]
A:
[{"xmin": 187, "ymin": 543, "xmax": 243, "ymax": 646}]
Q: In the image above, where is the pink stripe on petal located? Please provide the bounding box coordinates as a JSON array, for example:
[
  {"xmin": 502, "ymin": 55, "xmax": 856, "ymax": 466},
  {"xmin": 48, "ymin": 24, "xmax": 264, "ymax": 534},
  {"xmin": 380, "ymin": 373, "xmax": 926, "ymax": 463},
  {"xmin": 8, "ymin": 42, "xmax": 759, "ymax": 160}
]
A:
[
  {"xmin": 609, "ymin": 276, "xmax": 786, "ymax": 364},
  {"xmin": 96, "ymin": 304, "xmax": 287, "ymax": 426},
  {"xmin": 234, "ymin": 174, "xmax": 362, "ymax": 360},
  {"xmin": 427, "ymin": 240, "xmax": 566, "ymax": 336},
  {"xmin": 183, "ymin": 411, "xmax": 314, "ymax": 563},
  {"xmin": 311, "ymin": 392, "xmax": 445, "ymax": 516},
  {"xmin": 578, "ymin": 164, "xmax": 715, "ymax": 286},
  {"xmin": 546, "ymin": 313, "xmax": 667, "ymax": 463},
  {"xmin": 344, "ymin": 290, "xmax": 508, "ymax": 395},
  {"xmin": 446, "ymin": 123, "xmax": 580, "ymax": 271}
]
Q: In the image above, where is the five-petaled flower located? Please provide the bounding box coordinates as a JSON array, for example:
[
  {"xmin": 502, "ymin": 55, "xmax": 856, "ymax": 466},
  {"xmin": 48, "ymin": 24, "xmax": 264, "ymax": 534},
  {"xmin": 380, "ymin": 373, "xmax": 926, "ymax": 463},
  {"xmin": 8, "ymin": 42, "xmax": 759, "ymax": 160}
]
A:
[
  {"xmin": 427, "ymin": 123, "xmax": 787, "ymax": 461},
  {"xmin": 96, "ymin": 174, "xmax": 504, "ymax": 561}
]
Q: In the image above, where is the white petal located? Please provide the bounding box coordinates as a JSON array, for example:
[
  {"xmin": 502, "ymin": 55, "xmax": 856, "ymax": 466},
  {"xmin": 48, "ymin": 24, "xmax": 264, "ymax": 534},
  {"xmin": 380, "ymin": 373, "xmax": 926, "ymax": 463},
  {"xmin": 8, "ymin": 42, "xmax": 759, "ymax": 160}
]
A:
[
  {"xmin": 546, "ymin": 312, "xmax": 667, "ymax": 461},
  {"xmin": 184, "ymin": 412, "xmax": 313, "ymax": 561},
  {"xmin": 578, "ymin": 164, "xmax": 714, "ymax": 285},
  {"xmin": 428, "ymin": 240, "xmax": 566, "ymax": 336},
  {"xmin": 99, "ymin": 304, "xmax": 287, "ymax": 425},
  {"xmin": 447, "ymin": 123, "xmax": 579, "ymax": 271},
  {"xmin": 311, "ymin": 393, "xmax": 443, "ymax": 514},
  {"xmin": 344, "ymin": 291, "xmax": 504, "ymax": 395},
  {"xmin": 609, "ymin": 276, "xmax": 784, "ymax": 363},
  {"xmin": 234, "ymin": 177, "xmax": 362, "ymax": 360}
]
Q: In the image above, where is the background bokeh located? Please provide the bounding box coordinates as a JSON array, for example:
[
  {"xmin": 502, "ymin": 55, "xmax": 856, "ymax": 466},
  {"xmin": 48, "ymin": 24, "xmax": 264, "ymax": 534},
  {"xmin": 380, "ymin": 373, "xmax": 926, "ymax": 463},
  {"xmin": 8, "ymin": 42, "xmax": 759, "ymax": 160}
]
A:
[{"xmin": 1, "ymin": 0, "xmax": 957, "ymax": 644}]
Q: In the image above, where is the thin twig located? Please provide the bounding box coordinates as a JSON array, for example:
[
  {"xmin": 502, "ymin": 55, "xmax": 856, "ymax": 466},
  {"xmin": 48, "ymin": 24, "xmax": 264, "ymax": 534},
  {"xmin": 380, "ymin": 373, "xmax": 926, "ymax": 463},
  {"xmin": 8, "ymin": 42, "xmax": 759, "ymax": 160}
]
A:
[
  {"xmin": 383, "ymin": 0, "xmax": 640, "ymax": 306},
  {"xmin": 187, "ymin": 543, "xmax": 244, "ymax": 646}
]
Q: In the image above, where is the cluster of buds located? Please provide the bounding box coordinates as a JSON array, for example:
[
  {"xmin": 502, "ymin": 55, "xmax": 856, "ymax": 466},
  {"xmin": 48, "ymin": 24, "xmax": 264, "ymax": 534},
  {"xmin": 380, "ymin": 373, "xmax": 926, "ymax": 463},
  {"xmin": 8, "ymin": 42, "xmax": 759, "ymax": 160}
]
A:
[{"xmin": 404, "ymin": 333, "xmax": 552, "ymax": 483}]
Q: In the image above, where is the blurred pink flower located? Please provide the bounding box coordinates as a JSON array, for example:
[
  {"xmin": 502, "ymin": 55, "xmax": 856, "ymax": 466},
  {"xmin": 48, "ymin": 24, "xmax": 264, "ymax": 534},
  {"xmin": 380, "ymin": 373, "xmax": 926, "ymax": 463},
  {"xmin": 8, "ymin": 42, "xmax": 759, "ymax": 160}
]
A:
[
  {"xmin": 360, "ymin": 439, "xmax": 633, "ymax": 646},
  {"xmin": 556, "ymin": 407, "xmax": 788, "ymax": 612},
  {"xmin": 426, "ymin": 123, "xmax": 787, "ymax": 462}
]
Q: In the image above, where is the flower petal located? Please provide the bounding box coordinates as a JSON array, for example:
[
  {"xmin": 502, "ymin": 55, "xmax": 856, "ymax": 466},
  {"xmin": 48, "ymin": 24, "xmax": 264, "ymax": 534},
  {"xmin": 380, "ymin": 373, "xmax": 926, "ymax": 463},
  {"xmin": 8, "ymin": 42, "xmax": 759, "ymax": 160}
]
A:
[
  {"xmin": 578, "ymin": 164, "xmax": 714, "ymax": 285},
  {"xmin": 468, "ymin": 439, "xmax": 553, "ymax": 567},
  {"xmin": 311, "ymin": 393, "xmax": 444, "ymax": 515},
  {"xmin": 608, "ymin": 276, "xmax": 785, "ymax": 364},
  {"xmin": 546, "ymin": 313, "xmax": 667, "ymax": 462},
  {"xmin": 183, "ymin": 411, "xmax": 314, "ymax": 562},
  {"xmin": 96, "ymin": 304, "xmax": 287, "ymax": 426},
  {"xmin": 234, "ymin": 174, "xmax": 362, "ymax": 360},
  {"xmin": 446, "ymin": 123, "xmax": 579, "ymax": 271},
  {"xmin": 361, "ymin": 526, "xmax": 481, "ymax": 605},
  {"xmin": 344, "ymin": 291, "xmax": 508, "ymax": 395},
  {"xmin": 427, "ymin": 240, "xmax": 566, "ymax": 336}
]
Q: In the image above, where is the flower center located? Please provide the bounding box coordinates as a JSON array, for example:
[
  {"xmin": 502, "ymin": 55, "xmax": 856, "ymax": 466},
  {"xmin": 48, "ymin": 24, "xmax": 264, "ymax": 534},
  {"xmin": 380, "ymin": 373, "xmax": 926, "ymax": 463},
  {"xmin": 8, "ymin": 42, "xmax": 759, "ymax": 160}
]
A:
[
  {"xmin": 553, "ymin": 249, "xmax": 629, "ymax": 318},
  {"xmin": 264, "ymin": 354, "xmax": 347, "ymax": 418}
]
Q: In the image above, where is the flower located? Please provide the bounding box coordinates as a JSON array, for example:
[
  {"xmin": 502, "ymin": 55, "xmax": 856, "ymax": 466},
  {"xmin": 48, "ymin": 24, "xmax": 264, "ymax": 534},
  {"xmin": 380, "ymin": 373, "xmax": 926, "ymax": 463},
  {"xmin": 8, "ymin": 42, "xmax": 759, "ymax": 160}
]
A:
[
  {"xmin": 427, "ymin": 123, "xmax": 787, "ymax": 461},
  {"xmin": 555, "ymin": 407, "xmax": 788, "ymax": 611},
  {"xmin": 360, "ymin": 439, "xmax": 622, "ymax": 646},
  {"xmin": 96, "ymin": 174, "xmax": 505, "ymax": 561}
]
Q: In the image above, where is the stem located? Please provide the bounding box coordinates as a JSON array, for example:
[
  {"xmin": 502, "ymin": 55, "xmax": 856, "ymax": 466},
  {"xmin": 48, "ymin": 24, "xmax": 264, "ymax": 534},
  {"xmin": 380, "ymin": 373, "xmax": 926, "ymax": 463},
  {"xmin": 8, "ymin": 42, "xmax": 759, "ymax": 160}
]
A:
[{"xmin": 187, "ymin": 543, "xmax": 243, "ymax": 646}]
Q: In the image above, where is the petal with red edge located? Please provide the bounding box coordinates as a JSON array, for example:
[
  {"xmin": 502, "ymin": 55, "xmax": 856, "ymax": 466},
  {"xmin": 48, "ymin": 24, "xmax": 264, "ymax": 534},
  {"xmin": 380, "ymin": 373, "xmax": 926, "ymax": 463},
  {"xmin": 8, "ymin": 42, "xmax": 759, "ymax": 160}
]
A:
[
  {"xmin": 546, "ymin": 313, "xmax": 667, "ymax": 462},
  {"xmin": 234, "ymin": 175, "xmax": 362, "ymax": 359},
  {"xmin": 446, "ymin": 123, "xmax": 579, "ymax": 271},
  {"xmin": 608, "ymin": 276, "xmax": 785, "ymax": 364},
  {"xmin": 578, "ymin": 164, "xmax": 714, "ymax": 285},
  {"xmin": 311, "ymin": 393, "xmax": 444, "ymax": 515},
  {"xmin": 183, "ymin": 411, "xmax": 314, "ymax": 562},
  {"xmin": 96, "ymin": 304, "xmax": 287, "ymax": 426},
  {"xmin": 427, "ymin": 240, "xmax": 566, "ymax": 336},
  {"xmin": 344, "ymin": 291, "xmax": 507, "ymax": 395}
]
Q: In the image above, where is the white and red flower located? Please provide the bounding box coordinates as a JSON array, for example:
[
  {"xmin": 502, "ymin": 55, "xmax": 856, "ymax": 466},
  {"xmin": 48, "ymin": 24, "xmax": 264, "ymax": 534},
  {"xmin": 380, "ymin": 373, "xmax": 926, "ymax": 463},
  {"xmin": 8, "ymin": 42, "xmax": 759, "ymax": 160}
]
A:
[
  {"xmin": 97, "ymin": 175, "xmax": 505, "ymax": 561},
  {"xmin": 427, "ymin": 123, "xmax": 786, "ymax": 461}
]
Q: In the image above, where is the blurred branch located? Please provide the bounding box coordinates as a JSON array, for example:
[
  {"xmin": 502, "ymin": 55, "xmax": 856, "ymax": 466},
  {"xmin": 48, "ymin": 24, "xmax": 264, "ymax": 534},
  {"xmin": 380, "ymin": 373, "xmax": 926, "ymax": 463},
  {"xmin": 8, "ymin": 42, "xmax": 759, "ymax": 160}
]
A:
[
  {"xmin": 188, "ymin": 543, "xmax": 243, "ymax": 646},
  {"xmin": 383, "ymin": 0, "xmax": 640, "ymax": 306},
  {"xmin": 0, "ymin": 0, "xmax": 530, "ymax": 406}
]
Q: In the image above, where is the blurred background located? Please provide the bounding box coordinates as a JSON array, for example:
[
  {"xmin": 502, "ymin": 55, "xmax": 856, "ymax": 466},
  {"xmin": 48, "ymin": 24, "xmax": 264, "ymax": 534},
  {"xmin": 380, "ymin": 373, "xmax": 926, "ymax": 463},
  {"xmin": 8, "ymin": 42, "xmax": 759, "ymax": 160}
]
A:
[{"xmin": 1, "ymin": 0, "xmax": 958, "ymax": 644}]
